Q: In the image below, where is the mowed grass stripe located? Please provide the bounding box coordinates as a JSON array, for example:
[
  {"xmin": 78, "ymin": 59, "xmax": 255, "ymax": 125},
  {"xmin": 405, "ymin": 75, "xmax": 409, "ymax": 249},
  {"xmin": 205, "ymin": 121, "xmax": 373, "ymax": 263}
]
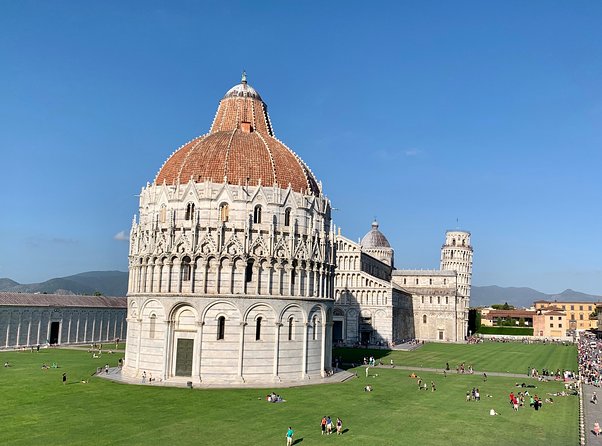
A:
[{"xmin": 335, "ymin": 342, "xmax": 577, "ymax": 374}]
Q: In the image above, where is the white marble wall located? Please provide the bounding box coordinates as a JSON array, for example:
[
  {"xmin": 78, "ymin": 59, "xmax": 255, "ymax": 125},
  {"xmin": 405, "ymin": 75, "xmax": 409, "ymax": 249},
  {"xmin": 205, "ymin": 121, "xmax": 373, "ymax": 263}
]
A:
[{"xmin": 0, "ymin": 306, "xmax": 127, "ymax": 349}]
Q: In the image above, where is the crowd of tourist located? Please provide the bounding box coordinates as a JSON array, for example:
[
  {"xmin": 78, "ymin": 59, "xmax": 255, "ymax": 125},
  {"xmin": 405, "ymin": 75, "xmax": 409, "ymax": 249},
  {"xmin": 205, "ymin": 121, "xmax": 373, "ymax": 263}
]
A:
[{"xmin": 578, "ymin": 334, "xmax": 601, "ymax": 386}]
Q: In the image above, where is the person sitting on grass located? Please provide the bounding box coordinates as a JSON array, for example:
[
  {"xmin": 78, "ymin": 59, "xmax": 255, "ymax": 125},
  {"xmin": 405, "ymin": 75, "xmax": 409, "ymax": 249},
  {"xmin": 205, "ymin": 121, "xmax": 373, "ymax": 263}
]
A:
[
  {"xmin": 489, "ymin": 408, "xmax": 499, "ymax": 416},
  {"xmin": 4, "ymin": 361, "xmax": 10, "ymax": 367},
  {"xmin": 364, "ymin": 385, "xmax": 373, "ymax": 392}
]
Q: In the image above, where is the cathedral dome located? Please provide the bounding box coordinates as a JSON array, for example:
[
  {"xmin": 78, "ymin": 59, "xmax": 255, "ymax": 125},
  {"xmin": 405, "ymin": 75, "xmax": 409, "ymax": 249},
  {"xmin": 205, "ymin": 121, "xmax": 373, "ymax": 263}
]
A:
[
  {"xmin": 361, "ymin": 220, "xmax": 391, "ymax": 248},
  {"xmin": 155, "ymin": 74, "xmax": 320, "ymax": 196}
]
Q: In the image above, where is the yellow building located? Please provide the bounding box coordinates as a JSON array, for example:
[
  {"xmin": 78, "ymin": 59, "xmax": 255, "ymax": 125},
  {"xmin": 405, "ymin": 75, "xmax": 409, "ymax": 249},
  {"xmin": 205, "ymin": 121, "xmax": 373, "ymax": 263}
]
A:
[
  {"xmin": 534, "ymin": 300, "xmax": 600, "ymax": 331},
  {"xmin": 533, "ymin": 309, "xmax": 566, "ymax": 338}
]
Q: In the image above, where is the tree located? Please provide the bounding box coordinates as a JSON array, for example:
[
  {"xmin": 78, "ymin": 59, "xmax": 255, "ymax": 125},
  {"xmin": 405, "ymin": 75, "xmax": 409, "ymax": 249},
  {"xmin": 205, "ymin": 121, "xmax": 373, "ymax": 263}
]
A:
[{"xmin": 491, "ymin": 302, "xmax": 515, "ymax": 310}]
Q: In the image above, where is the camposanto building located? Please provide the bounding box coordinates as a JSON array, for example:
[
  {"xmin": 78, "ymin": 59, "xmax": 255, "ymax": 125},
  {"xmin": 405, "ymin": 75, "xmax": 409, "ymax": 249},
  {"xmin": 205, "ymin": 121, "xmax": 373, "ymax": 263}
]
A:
[
  {"xmin": 0, "ymin": 292, "xmax": 126, "ymax": 349},
  {"xmin": 124, "ymin": 75, "xmax": 336, "ymax": 384}
]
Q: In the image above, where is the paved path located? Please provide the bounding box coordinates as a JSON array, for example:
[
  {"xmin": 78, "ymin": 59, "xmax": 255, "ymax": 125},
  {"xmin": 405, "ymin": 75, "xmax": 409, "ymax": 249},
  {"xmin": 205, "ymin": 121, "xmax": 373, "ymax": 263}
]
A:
[
  {"xmin": 357, "ymin": 363, "xmax": 534, "ymax": 379},
  {"xmin": 95, "ymin": 367, "xmax": 356, "ymax": 389},
  {"xmin": 582, "ymin": 384, "xmax": 602, "ymax": 445}
]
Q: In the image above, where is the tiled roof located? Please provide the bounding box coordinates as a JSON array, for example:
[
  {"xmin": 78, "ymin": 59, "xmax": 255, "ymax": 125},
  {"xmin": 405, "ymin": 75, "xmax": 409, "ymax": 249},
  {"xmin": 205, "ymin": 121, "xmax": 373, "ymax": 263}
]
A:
[
  {"xmin": 155, "ymin": 78, "xmax": 320, "ymax": 196},
  {"xmin": 0, "ymin": 292, "xmax": 127, "ymax": 308}
]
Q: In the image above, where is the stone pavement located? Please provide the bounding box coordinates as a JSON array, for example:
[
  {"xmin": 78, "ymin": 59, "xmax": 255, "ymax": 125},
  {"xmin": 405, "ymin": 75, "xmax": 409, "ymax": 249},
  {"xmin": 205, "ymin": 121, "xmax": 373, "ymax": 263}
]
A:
[
  {"xmin": 582, "ymin": 384, "xmax": 602, "ymax": 445},
  {"xmin": 95, "ymin": 367, "xmax": 356, "ymax": 389}
]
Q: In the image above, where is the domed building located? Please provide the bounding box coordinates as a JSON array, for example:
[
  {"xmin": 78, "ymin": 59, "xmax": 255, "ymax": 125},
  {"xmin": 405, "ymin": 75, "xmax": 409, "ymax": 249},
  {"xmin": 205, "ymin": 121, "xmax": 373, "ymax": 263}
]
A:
[
  {"xmin": 124, "ymin": 74, "xmax": 336, "ymax": 384},
  {"xmin": 360, "ymin": 220, "xmax": 394, "ymax": 267},
  {"xmin": 333, "ymin": 222, "xmax": 472, "ymax": 345}
]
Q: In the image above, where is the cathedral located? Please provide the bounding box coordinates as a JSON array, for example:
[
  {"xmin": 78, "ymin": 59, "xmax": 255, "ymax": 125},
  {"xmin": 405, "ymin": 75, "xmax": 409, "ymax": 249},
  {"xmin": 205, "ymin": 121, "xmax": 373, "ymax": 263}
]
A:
[
  {"xmin": 124, "ymin": 74, "xmax": 473, "ymax": 385},
  {"xmin": 333, "ymin": 224, "xmax": 472, "ymax": 345}
]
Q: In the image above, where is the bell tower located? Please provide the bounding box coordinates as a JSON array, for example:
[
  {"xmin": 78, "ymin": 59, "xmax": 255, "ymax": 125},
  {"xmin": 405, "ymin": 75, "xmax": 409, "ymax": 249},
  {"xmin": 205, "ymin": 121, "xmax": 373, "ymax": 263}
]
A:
[{"xmin": 440, "ymin": 230, "xmax": 473, "ymax": 339}]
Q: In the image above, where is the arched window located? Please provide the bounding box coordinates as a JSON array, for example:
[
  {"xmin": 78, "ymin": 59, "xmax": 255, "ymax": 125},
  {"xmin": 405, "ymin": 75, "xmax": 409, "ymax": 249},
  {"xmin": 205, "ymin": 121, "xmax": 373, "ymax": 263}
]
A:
[
  {"xmin": 403, "ymin": 278, "xmax": 407, "ymax": 285},
  {"xmin": 181, "ymin": 256, "xmax": 191, "ymax": 282},
  {"xmin": 217, "ymin": 316, "xmax": 225, "ymax": 340},
  {"xmin": 313, "ymin": 315, "xmax": 318, "ymax": 341},
  {"xmin": 185, "ymin": 203, "xmax": 195, "ymax": 220},
  {"xmin": 284, "ymin": 208, "xmax": 291, "ymax": 226},
  {"xmin": 421, "ymin": 296, "xmax": 424, "ymax": 304},
  {"xmin": 445, "ymin": 296, "xmax": 449, "ymax": 305},
  {"xmin": 423, "ymin": 315, "xmax": 427, "ymax": 324},
  {"xmin": 288, "ymin": 317, "xmax": 294, "ymax": 341},
  {"xmin": 415, "ymin": 278, "xmax": 419, "ymax": 285},
  {"xmin": 429, "ymin": 296, "xmax": 433, "ymax": 304},
  {"xmin": 255, "ymin": 317, "xmax": 262, "ymax": 341},
  {"xmin": 429, "ymin": 278, "xmax": 433, "ymax": 285},
  {"xmin": 437, "ymin": 296, "xmax": 440, "ymax": 304},
  {"xmin": 220, "ymin": 203, "xmax": 229, "ymax": 222},
  {"xmin": 443, "ymin": 278, "xmax": 447, "ymax": 285},
  {"xmin": 245, "ymin": 260, "xmax": 254, "ymax": 283},
  {"xmin": 149, "ymin": 314, "xmax": 156, "ymax": 339},
  {"xmin": 253, "ymin": 205, "xmax": 262, "ymax": 224},
  {"xmin": 452, "ymin": 239, "xmax": 456, "ymax": 246}
]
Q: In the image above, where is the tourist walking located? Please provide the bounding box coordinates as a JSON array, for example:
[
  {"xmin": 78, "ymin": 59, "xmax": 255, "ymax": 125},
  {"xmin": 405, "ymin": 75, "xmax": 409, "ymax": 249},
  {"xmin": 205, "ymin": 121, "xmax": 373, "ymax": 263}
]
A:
[
  {"xmin": 286, "ymin": 426, "xmax": 294, "ymax": 446},
  {"xmin": 336, "ymin": 417, "xmax": 343, "ymax": 435},
  {"xmin": 321, "ymin": 416, "xmax": 327, "ymax": 435},
  {"xmin": 594, "ymin": 422, "xmax": 600, "ymax": 436},
  {"xmin": 62, "ymin": 373, "xmax": 67, "ymax": 385}
]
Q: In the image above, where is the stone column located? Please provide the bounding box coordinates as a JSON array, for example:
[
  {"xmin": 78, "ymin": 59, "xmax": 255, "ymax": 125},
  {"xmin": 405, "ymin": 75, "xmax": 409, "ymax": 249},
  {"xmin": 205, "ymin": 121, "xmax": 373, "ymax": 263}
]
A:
[
  {"xmin": 274, "ymin": 262, "xmax": 282, "ymax": 295},
  {"xmin": 238, "ymin": 322, "xmax": 247, "ymax": 381},
  {"xmin": 301, "ymin": 322, "xmax": 309, "ymax": 379},
  {"xmin": 26, "ymin": 315, "xmax": 32, "ymax": 346},
  {"xmin": 141, "ymin": 263, "xmax": 147, "ymax": 293},
  {"xmin": 317, "ymin": 266, "xmax": 323, "ymax": 298},
  {"xmin": 296, "ymin": 266, "xmax": 303, "ymax": 297},
  {"xmin": 98, "ymin": 315, "xmax": 104, "ymax": 342},
  {"xmin": 161, "ymin": 320, "xmax": 172, "ymax": 380},
  {"xmin": 190, "ymin": 260, "xmax": 197, "ymax": 294},
  {"xmin": 15, "ymin": 313, "xmax": 21, "ymax": 347},
  {"xmin": 135, "ymin": 317, "xmax": 143, "ymax": 374},
  {"xmin": 76, "ymin": 316, "xmax": 80, "ymax": 343},
  {"xmin": 67, "ymin": 314, "xmax": 72, "ymax": 344},
  {"xmin": 267, "ymin": 261, "xmax": 274, "ymax": 295},
  {"xmin": 194, "ymin": 321, "xmax": 204, "ymax": 382},
  {"xmin": 254, "ymin": 265, "xmax": 261, "ymax": 295},
  {"xmin": 5, "ymin": 312, "xmax": 10, "ymax": 348},
  {"xmin": 272, "ymin": 322, "xmax": 282, "ymax": 381},
  {"xmin": 305, "ymin": 265, "xmax": 312, "ymax": 297},
  {"xmin": 91, "ymin": 318, "xmax": 96, "ymax": 343},
  {"xmin": 320, "ymin": 318, "xmax": 327, "ymax": 376},
  {"xmin": 36, "ymin": 317, "xmax": 41, "ymax": 345}
]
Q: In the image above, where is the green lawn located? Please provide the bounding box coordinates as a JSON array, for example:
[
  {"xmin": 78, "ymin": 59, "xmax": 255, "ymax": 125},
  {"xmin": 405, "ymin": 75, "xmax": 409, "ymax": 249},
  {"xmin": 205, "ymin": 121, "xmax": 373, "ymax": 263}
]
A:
[
  {"xmin": 335, "ymin": 342, "xmax": 578, "ymax": 375},
  {"xmin": 0, "ymin": 343, "xmax": 578, "ymax": 445}
]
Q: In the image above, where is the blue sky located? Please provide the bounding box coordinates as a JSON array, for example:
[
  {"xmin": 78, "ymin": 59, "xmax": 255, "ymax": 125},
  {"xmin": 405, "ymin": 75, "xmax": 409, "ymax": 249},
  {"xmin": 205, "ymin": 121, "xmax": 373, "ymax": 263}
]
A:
[{"xmin": 1, "ymin": 1, "xmax": 601, "ymax": 294}]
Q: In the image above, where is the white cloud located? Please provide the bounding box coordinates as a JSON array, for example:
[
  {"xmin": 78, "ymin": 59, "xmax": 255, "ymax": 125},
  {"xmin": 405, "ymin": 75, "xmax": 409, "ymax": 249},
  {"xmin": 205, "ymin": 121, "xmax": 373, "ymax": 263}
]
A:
[
  {"xmin": 404, "ymin": 149, "xmax": 421, "ymax": 157},
  {"xmin": 113, "ymin": 231, "xmax": 128, "ymax": 241}
]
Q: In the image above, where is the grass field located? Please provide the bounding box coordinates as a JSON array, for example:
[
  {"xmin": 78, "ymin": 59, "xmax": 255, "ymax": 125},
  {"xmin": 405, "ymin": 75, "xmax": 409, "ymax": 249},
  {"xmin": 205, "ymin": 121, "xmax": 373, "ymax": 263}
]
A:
[
  {"xmin": 0, "ymin": 343, "xmax": 579, "ymax": 446},
  {"xmin": 335, "ymin": 342, "xmax": 578, "ymax": 375}
]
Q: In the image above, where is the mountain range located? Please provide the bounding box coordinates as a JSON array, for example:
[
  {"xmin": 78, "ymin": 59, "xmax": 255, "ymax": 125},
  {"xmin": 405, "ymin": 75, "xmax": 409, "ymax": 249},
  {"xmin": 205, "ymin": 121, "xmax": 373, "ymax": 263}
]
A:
[
  {"xmin": 0, "ymin": 271, "xmax": 600, "ymax": 308},
  {"xmin": 0, "ymin": 271, "xmax": 128, "ymax": 297}
]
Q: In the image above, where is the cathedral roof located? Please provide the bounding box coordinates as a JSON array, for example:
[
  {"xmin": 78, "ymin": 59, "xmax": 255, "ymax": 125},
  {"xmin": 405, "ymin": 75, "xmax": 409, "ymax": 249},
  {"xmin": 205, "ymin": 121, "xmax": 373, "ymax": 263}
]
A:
[
  {"xmin": 155, "ymin": 73, "xmax": 320, "ymax": 196},
  {"xmin": 360, "ymin": 220, "xmax": 391, "ymax": 249}
]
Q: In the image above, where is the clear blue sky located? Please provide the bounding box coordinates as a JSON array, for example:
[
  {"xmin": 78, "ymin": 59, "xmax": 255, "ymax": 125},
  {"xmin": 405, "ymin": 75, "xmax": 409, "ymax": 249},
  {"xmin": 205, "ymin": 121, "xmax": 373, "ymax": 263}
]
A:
[{"xmin": 1, "ymin": 1, "xmax": 601, "ymax": 294}]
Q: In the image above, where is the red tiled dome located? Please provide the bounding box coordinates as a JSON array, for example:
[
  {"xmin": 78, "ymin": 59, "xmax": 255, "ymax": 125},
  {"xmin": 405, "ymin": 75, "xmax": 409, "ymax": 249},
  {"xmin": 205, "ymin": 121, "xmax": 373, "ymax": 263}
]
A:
[{"xmin": 155, "ymin": 76, "xmax": 320, "ymax": 196}]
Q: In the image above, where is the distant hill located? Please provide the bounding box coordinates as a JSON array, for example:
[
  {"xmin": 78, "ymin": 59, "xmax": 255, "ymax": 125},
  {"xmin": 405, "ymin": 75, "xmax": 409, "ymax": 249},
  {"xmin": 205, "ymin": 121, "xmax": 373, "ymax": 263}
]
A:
[
  {"xmin": 0, "ymin": 271, "xmax": 128, "ymax": 297},
  {"xmin": 472, "ymin": 285, "xmax": 602, "ymax": 308}
]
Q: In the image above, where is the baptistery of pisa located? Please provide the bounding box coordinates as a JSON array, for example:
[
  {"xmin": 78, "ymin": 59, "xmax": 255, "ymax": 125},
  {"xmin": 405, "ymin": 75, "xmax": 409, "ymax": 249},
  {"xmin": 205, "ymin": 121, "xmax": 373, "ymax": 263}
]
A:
[{"xmin": 123, "ymin": 74, "xmax": 336, "ymax": 384}]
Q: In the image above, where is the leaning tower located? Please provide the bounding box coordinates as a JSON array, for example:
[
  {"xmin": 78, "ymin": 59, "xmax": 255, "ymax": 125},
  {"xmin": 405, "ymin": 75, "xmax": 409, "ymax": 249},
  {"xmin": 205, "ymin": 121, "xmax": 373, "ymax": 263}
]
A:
[{"xmin": 440, "ymin": 230, "xmax": 473, "ymax": 338}]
